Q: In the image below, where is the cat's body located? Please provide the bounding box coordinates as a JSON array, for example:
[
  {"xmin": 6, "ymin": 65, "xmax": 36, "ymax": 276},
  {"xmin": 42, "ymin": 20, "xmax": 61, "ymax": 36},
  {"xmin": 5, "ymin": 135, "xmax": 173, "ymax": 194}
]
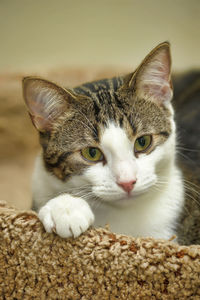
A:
[{"xmin": 23, "ymin": 42, "xmax": 187, "ymax": 241}]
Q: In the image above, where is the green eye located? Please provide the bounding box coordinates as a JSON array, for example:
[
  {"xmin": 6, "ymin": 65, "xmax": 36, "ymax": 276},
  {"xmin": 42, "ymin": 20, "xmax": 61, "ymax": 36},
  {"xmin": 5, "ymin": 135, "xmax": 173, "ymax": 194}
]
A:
[
  {"xmin": 81, "ymin": 147, "xmax": 104, "ymax": 162},
  {"xmin": 134, "ymin": 135, "xmax": 152, "ymax": 153}
]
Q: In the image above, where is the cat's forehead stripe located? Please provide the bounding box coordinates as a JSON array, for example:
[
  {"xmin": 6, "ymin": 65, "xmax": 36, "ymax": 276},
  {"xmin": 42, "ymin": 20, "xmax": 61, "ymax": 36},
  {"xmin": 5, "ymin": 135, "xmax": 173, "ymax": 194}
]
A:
[
  {"xmin": 73, "ymin": 77, "xmax": 123, "ymax": 98},
  {"xmin": 73, "ymin": 77, "xmax": 130, "ymax": 128}
]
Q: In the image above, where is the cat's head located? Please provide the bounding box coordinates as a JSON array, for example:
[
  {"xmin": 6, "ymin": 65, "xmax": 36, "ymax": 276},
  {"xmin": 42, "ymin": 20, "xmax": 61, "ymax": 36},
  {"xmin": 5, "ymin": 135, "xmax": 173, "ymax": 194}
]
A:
[{"xmin": 23, "ymin": 42, "xmax": 175, "ymax": 204}]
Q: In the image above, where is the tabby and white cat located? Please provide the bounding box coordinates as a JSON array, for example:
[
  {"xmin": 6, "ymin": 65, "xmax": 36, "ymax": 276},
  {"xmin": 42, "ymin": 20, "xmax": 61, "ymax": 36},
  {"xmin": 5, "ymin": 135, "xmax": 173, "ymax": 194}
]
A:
[{"xmin": 23, "ymin": 42, "xmax": 184, "ymax": 240}]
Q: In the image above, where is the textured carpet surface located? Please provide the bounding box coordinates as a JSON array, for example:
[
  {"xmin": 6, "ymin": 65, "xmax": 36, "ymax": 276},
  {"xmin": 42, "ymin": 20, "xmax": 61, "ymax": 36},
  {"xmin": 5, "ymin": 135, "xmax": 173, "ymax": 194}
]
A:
[{"xmin": 0, "ymin": 201, "xmax": 200, "ymax": 300}]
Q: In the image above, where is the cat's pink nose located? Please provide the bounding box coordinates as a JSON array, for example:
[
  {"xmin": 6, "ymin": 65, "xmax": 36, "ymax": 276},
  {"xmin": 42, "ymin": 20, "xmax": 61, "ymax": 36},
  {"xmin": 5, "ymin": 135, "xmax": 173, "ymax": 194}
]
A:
[{"xmin": 117, "ymin": 180, "xmax": 136, "ymax": 194}]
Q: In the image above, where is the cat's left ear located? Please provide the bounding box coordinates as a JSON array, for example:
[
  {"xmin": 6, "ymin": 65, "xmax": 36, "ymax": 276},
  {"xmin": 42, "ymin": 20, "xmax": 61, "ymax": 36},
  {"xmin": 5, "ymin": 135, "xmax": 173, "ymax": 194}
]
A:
[{"xmin": 128, "ymin": 42, "xmax": 173, "ymax": 106}]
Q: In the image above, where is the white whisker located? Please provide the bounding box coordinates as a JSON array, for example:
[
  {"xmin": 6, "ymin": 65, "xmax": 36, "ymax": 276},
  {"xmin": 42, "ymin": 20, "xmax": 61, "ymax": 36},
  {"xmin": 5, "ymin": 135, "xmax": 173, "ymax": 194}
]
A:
[{"xmin": 76, "ymin": 109, "xmax": 98, "ymax": 138}]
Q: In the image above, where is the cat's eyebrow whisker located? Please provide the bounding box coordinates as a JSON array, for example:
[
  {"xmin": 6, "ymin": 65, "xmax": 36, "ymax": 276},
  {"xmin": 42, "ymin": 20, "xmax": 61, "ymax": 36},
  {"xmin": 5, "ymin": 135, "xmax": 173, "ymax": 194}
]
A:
[
  {"xmin": 76, "ymin": 109, "xmax": 98, "ymax": 138},
  {"xmin": 74, "ymin": 119, "xmax": 97, "ymax": 137},
  {"xmin": 130, "ymin": 111, "xmax": 142, "ymax": 131},
  {"xmin": 79, "ymin": 110, "xmax": 97, "ymax": 132}
]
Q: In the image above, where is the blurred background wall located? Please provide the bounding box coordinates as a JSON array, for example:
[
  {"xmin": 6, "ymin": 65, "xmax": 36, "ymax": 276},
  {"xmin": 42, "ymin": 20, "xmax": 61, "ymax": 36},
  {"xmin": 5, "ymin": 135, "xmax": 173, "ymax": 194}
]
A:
[{"xmin": 0, "ymin": 0, "xmax": 199, "ymax": 73}]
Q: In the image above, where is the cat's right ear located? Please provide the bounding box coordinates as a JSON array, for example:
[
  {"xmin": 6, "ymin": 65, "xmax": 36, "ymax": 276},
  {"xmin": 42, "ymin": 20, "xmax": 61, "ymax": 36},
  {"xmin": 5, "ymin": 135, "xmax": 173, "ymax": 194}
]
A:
[
  {"xmin": 126, "ymin": 42, "xmax": 173, "ymax": 106},
  {"xmin": 22, "ymin": 77, "xmax": 77, "ymax": 132}
]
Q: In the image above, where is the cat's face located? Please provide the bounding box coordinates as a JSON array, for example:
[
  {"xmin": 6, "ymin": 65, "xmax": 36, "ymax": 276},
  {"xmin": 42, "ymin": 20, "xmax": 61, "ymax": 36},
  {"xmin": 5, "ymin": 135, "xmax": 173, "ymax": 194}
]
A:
[{"xmin": 23, "ymin": 42, "xmax": 175, "ymax": 204}]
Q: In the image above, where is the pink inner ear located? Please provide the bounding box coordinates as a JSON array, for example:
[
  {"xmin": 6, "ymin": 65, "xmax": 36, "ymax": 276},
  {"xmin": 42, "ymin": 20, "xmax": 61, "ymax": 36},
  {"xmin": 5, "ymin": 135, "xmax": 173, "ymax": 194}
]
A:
[
  {"xmin": 27, "ymin": 95, "xmax": 53, "ymax": 131},
  {"xmin": 30, "ymin": 113, "xmax": 52, "ymax": 132},
  {"xmin": 25, "ymin": 89, "xmax": 55, "ymax": 131},
  {"xmin": 136, "ymin": 47, "xmax": 173, "ymax": 104},
  {"xmin": 143, "ymin": 83, "xmax": 172, "ymax": 103},
  {"xmin": 23, "ymin": 78, "xmax": 70, "ymax": 132}
]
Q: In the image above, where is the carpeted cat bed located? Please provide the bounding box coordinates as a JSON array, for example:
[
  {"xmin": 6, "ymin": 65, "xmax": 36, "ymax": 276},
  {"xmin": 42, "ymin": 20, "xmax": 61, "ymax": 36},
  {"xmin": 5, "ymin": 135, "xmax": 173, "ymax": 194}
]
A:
[{"xmin": 0, "ymin": 200, "xmax": 200, "ymax": 299}]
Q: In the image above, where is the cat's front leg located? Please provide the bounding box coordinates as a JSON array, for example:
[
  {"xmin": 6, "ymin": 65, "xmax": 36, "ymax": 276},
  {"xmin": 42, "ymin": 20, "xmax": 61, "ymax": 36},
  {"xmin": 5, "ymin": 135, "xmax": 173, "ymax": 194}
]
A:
[{"xmin": 38, "ymin": 194, "xmax": 94, "ymax": 238}]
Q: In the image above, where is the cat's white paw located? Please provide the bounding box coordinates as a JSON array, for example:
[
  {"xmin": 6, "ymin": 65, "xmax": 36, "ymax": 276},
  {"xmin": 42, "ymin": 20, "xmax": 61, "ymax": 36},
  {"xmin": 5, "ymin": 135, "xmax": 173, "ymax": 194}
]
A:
[{"xmin": 38, "ymin": 194, "xmax": 94, "ymax": 238}]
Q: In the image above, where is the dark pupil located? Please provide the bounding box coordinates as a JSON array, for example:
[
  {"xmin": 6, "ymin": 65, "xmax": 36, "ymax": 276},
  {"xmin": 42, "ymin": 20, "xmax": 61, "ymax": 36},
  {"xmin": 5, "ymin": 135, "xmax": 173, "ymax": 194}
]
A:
[
  {"xmin": 138, "ymin": 137, "xmax": 146, "ymax": 147},
  {"xmin": 89, "ymin": 148, "xmax": 97, "ymax": 158}
]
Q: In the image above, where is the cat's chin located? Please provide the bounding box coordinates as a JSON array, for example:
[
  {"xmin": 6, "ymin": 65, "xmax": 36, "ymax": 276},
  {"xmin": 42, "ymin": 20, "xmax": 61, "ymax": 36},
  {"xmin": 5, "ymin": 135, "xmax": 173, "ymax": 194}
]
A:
[
  {"xmin": 112, "ymin": 196, "xmax": 136, "ymax": 207},
  {"xmin": 98, "ymin": 192, "xmax": 142, "ymax": 207}
]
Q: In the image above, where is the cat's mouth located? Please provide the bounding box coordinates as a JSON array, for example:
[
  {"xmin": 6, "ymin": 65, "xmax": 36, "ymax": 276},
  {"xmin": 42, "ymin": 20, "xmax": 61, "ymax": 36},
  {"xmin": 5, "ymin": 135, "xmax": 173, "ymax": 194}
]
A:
[
  {"xmin": 113, "ymin": 195, "xmax": 137, "ymax": 206},
  {"xmin": 113, "ymin": 189, "xmax": 149, "ymax": 205},
  {"xmin": 93, "ymin": 189, "xmax": 149, "ymax": 206}
]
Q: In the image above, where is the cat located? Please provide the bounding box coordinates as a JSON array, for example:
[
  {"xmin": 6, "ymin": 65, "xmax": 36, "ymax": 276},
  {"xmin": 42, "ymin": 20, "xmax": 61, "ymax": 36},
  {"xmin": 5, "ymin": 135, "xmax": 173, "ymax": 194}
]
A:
[{"xmin": 22, "ymin": 42, "xmax": 185, "ymax": 241}]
